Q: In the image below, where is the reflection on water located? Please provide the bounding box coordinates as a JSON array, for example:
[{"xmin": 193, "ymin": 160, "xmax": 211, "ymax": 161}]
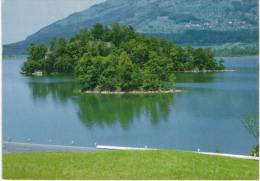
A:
[
  {"xmin": 3, "ymin": 56, "xmax": 259, "ymax": 154},
  {"xmin": 28, "ymin": 81, "xmax": 76, "ymax": 103},
  {"xmin": 28, "ymin": 81, "xmax": 174, "ymax": 129},
  {"xmin": 175, "ymin": 72, "xmax": 216, "ymax": 83},
  {"xmin": 76, "ymin": 94, "xmax": 173, "ymax": 129},
  {"xmin": 27, "ymin": 69, "xmax": 219, "ymax": 130}
]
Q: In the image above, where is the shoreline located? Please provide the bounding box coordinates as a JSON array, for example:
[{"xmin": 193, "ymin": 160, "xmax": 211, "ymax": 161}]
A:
[
  {"xmin": 3, "ymin": 141, "xmax": 258, "ymax": 160},
  {"xmin": 83, "ymin": 89, "xmax": 182, "ymax": 94},
  {"xmin": 174, "ymin": 69, "xmax": 236, "ymax": 73},
  {"xmin": 4, "ymin": 54, "xmax": 258, "ymax": 59},
  {"xmin": 3, "ymin": 141, "xmax": 102, "ymax": 153},
  {"xmin": 21, "ymin": 69, "xmax": 237, "ymax": 77}
]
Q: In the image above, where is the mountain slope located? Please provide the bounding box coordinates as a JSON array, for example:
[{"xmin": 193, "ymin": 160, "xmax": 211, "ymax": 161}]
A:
[{"xmin": 4, "ymin": 0, "xmax": 258, "ymax": 55}]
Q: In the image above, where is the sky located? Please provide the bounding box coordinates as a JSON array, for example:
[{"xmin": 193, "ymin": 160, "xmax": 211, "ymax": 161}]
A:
[{"xmin": 2, "ymin": 0, "xmax": 105, "ymax": 44}]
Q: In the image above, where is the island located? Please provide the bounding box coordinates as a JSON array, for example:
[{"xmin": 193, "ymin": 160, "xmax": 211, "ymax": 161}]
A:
[{"xmin": 21, "ymin": 23, "xmax": 224, "ymax": 92}]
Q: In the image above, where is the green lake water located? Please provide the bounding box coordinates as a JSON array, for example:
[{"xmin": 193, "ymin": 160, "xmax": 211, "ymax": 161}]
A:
[{"xmin": 3, "ymin": 56, "xmax": 259, "ymax": 154}]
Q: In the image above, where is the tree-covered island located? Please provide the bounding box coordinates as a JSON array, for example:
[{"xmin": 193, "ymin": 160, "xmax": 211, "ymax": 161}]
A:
[{"xmin": 22, "ymin": 23, "xmax": 224, "ymax": 92}]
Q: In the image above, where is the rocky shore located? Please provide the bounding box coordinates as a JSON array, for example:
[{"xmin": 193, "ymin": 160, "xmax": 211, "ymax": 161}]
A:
[{"xmin": 84, "ymin": 89, "xmax": 182, "ymax": 94}]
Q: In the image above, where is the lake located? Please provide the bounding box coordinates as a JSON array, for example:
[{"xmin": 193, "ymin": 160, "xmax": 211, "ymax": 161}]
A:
[{"xmin": 3, "ymin": 56, "xmax": 258, "ymax": 155}]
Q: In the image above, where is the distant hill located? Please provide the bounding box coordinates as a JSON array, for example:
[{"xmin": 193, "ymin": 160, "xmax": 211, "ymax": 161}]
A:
[{"xmin": 3, "ymin": 0, "xmax": 258, "ymax": 55}]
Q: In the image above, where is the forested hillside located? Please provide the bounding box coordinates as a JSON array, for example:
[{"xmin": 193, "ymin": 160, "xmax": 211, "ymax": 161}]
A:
[{"xmin": 4, "ymin": 0, "xmax": 258, "ymax": 55}]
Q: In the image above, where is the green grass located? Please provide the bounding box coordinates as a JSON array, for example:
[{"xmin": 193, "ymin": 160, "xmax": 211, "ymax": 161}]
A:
[{"xmin": 3, "ymin": 150, "xmax": 259, "ymax": 180}]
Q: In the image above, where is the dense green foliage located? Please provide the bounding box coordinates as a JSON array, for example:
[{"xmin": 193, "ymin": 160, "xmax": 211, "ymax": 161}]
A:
[
  {"xmin": 242, "ymin": 113, "xmax": 259, "ymax": 157},
  {"xmin": 251, "ymin": 144, "xmax": 259, "ymax": 157},
  {"xmin": 3, "ymin": 151, "xmax": 258, "ymax": 179},
  {"xmin": 22, "ymin": 23, "xmax": 224, "ymax": 91}
]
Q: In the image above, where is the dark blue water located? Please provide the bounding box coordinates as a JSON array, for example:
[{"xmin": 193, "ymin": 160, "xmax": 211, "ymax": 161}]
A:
[{"xmin": 3, "ymin": 56, "xmax": 259, "ymax": 155}]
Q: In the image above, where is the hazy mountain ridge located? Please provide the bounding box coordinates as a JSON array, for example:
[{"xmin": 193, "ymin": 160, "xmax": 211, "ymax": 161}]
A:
[{"xmin": 4, "ymin": 0, "xmax": 258, "ymax": 55}]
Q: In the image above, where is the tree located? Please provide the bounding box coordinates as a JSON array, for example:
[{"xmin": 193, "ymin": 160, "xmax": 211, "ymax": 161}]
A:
[
  {"xmin": 75, "ymin": 53, "xmax": 103, "ymax": 90},
  {"xmin": 118, "ymin": 51, "xmax": 136, "ymax": 91},
  {"xmin": 27, "ymin": 43, "xmax": 47, "ymax": 61},
  {"xmin": 66, "ymin": 40, "xmax": 86, "ymax": 65},
  {"xmin": 142, "ymin": 68, "xmax": 159, "ymax": 90},
  {"xmin": 131, "ymin": 43, "xmax": 149, "ymax": 65},
  {"xmin": 170, "ymin": 45, "xmax": 185, "ymax": 71},
  {"xmin": 192, "ymin": 48, "xmax": 207, "ymax": 70},
  {"xmin": 143, "ymin": 52, "xmax": 175, "ymax": 90},
  {"xmin": 242, "ymin": 113, "xmax": 259, "ymax": 156},
  {"xmin": 53, "ymin": 55, "xmax": 73, "ymax": 73},
  {"xmin": 98, "ymin": 55, "xmax": 119, "ymax": 91},
  {"xmin": 74, "ymin": 28, "xmax": 93, "ymax": 42},
  {"xmin": 22, "ymin": 60, "xmax": 43, "ymax": 74},
  {"xmin": 50, "ymin": 38, "xmax": 66, "ymax": 55},
  {"xmin": 111, "ymin": 23, "xmax": 135, "ymax": 46},
  {"xmin": 92, "ymin": 23, "xmax": 105, "ymax": 40}
]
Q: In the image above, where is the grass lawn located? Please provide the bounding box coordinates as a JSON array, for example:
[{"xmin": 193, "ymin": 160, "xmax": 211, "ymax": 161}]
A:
[{"xmin": 3, "ymin": 150, "xmax": 259, "ymax": 180}]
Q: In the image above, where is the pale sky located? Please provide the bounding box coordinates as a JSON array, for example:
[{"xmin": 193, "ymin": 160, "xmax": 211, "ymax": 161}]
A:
[{"xmin": 3, "ymin": 0, "xmax": 105, "ymax": 44}]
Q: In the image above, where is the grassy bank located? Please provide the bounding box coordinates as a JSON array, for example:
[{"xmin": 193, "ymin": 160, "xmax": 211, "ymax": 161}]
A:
[{"xmin": 3, "ymin": 150, "xmax": 259, "ymax": 179}]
